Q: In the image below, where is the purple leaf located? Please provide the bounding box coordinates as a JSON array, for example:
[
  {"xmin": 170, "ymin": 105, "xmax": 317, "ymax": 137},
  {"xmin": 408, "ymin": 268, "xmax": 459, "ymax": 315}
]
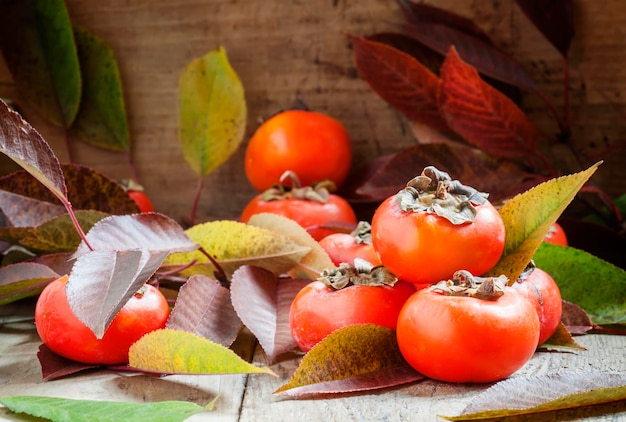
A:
[
  {"xmin": 0, "ymin": 99, "xmax": 67, "ymax": 203},
  {"xmin": 515, "ymin": 0, "xmax": 574, "ymax": 57},
  {"xmin": 0, "ymin": 190, "xmax": 65, "ymax": 227},
  {"xmin": 37, "ymin": 344, "xmax": 100, "ymax": 381},
  {"xmin": 67, "ymin": 213, "xmax": 198, "ymax": 338},
  {"xmin": 166, "ymin": 275, "xmax": 242, "ymax": 347},
  {"xmin": 231, "ymin": 266, "xmax": 309, "ymax": 363},
  {"xmin": 0, "ymin": 262, "xmax": 59, "ymax": 305}
]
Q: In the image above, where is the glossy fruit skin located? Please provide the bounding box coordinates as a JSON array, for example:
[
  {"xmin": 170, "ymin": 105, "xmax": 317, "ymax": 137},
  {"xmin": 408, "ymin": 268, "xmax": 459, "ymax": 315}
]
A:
[
  {"xmin": 396, "ymin": 287, "xmax": 539, "ymax": 383},
  {"xmin": 244, "ymin": 110, "xmax": 352, "ymax": 192},
  {"xmin": 240, "ymin": 195, "xmax": 357, "ymax": 241},
  {"xmin": 513, "ymin": 268, "xmax": 563, "ymax": 346},
  {"xmin": 371, "ymin": 195, "xmax": 505, "ymax": 285},
  {"xmin": 128, "ymin": 190, "xmax": 154, "ymax": 213},
  {"xmin": 544, "ymin": 222, "xmax": 568, "ymax": 246},
  {"xmin": 35, "ymin": 276, "xmax": 169, "ymax": 365},
  {"xmin": 289, "ymin": 280, "xmax": 416, "ymax": 352},
  {"xmin": 318, "ymin": 232, "xmax": 382, "ymax": 266}
]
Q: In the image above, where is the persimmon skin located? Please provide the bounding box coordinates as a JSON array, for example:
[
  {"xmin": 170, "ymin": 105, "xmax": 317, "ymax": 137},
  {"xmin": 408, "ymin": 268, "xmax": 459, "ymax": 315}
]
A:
[
  {"xmin": 244, "ymin": 110, "xmax": 352, "ymax": 192},
  {"xmin": 318, "ymin": 232, "xmax": 382, "ymax": 266},
  {"xmin": 35, "ymin": 276, "xmax": 169, "ymax": 365}
]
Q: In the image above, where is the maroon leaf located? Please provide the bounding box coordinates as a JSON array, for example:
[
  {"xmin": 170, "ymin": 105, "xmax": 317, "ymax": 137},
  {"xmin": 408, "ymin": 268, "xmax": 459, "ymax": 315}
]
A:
[
  {"xmin": 0, "ymin": 262, "xmax": 59, "ymax": 305},
  {"xmin": 349, "ymin": 34, "xmax": 448, "ymax": 130},
  {"xmin": 68, "ymin": 214, "xmax": 198, "ymax": 338},
  {"xmin": 366, "ymin": 32, "xmax": 442, "ymax": 75},
  {"xmin": 0, "ymin": 99, "xmax": 67, "ymax": 203},
  {"xmin": 230, "ymin": 266, "xmax": 309, "ymax": 363},
  {"xmin": 397, "ymin": 0, "xmax": 491, "ymax": 42},
  {"xmin": 166, "ymin": 275, "xmax": 242, "ymax": 347},
  {"xmin": 401, "ymin": 22, "xmax": 538, "ymax": 92},
  {"xmin": 37, "ymin": 344, "xmax": 100, "ymax": 381},
  {"xmin": 352, "ymin": 143, "xmax": 545, "ymax": 205},
  {"xmin": 0, "ymin": 189, "xmax": 65, "ymax": 227},
  {"xmin": 561, "ymin": 300, "xmax": 594, "ymax": 335},
  {"xmin": 515, "ymin": 0, "xmax": 574, "ymax": 57},
  {"xmin": 438, "ymin": 47, "xmax": 541, "ymax": 159},
  {"xmin": 30, "ymin": 253, "xmax": 76, "ymax": 276}
]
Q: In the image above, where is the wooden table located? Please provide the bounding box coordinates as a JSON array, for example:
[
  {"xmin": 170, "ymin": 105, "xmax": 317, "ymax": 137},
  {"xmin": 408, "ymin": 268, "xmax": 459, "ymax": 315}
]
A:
[{"xmin": 1, "ymin": 300, "xmax": 625, "ymax": 422}]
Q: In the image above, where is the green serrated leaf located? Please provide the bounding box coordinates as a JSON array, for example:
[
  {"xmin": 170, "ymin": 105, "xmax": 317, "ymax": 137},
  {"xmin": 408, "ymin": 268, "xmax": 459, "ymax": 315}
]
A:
[
  {"xmin": 129, "ymin": 328, "xmax": 276, "ymax": 375},
  {"xmin": 487, "ymin": 163, "xmax": 600, "ymax": 282},
  {"xmin": 19, "ymin": 210, "xmax": 108, "ymax": 254},
  {"xmin": 70, "ymin": 26, "xmax": 130, "ymax": 152},
  {"xmin": 179, "ymin": 46, "xmax": 247, "ymax": 177},
  {"xmin": 534, "ymin": 243, "xmax": 626, "ymax": 326},
  {"xmin": 164, "ymin": 220, "xmax": 310, "ymax": 278},
  {"xmin": 0, "ymin": 395, "xmax": 212, "ymax": 422},
  {"xmin": 0, "ymin": 0, "xmax": 81, "ymax": 128}
]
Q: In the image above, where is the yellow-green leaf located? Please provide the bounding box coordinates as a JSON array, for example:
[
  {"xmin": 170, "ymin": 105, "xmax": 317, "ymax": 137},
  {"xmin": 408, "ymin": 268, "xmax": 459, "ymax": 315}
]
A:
[
  {"xmin": 129, "ymin": 328, "xmax": 275, "ymax": 375},
  {"xmin": 487, "ymin": 162, "xmax": 600, "ymax": 283},
  {"xmin": 70, "ymin": 26, "xmax": 130, "ymax": 152},
  {"xmin": 274, "ymin": 324, "xmax": 422, "ymax": 397},
  {"xmin": 179, "ymin": 46, "xmax": 246, "ymax": 177},
  {"xmin": 163, "ymin": 220, "xmax": 310, "ymax": 278},
  {"xmin": 248, "ymin": 213, "xmax": 336, "ymax": 280}
]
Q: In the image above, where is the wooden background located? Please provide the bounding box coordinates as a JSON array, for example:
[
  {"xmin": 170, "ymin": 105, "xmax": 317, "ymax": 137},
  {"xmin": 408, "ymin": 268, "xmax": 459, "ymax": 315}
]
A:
[{"xmin": 1, "ymin": 0, "xmax": 625, "ymax": 223}]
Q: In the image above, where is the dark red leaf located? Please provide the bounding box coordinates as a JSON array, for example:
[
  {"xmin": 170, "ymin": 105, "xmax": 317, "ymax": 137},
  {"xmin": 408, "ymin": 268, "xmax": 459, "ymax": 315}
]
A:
[
  {"xmin": 515, "ymin": 0, "xmax": 574, "ymax": 56},
  {"xmin": 559, "ymin": 218, "xmax": 626, "ymax": 270},
  {"xmin": 561, "ymin": 300, "xmax": 594, "ymax": 335},
  {"xmin": 438, "ymin": 47, "xmax": 541, "ymax": 159},
  {"xmin": 366, "ymin": 32, "xmax": 442, "ymax": 74},
  {"xmin": 166, "ymin": 275, "xmax": 242, "ymax": 347},
  {"xmin": 348, "ymin": 34, "xmax": 448, "ymax": 130},
  {"xmin": 230, "ymin": 266, "xmax": 310, "ymax": 363},
  {"xmin": 0, "ymin": 190, "xmax": 65, "ymax": 227},
  {"xmin": 401, "ymin": 22, "xmax": 538, "ymax": 91},
  {"xmin": 37, "ymin": 344, "xmax": 100, "ymax": 381},
  {"xmin": 351, "ymin": 143, "xmax": 545, "ymax": 205},
  {"xmin": 397, "ymin": 0, "xmax": 491, "ymax": 42}
]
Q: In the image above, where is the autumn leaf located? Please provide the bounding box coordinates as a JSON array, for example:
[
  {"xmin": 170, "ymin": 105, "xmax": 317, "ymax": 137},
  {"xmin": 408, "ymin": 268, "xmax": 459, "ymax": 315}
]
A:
[
  {"xmin": 164, "ymin": 220, "xmax": 311, "ymax": 279},
  {"xmin": 349, "ymin": 34, "xmax": 448, "ymax": 130},
  {"xmin": 0, "ymin": 395, "xmax": 212, "ymax": 422},
  {"xmin": 166, "ymin": 275, "xmax": 242, "ymax": 347},
  {"xmin": 247, "ymin": 213, "xmax": 335, "ymax": 280},
  {"xmin": 438, "ymin": 46, "xmax": 541, "ymax": 159},
  {"xmin": 534, "ymin": 242, "xmax": 626, "ymax": 326},
  {"xmin": 179, "ymin": 46, "xmax": 247, "ymax": 177},
  {"xmin": 515, "ymin": 0, "xmax": 575, "ymax": 56},
  {"xmin": 230, "ymin": 266, "xmax": 310, "ymax": 362},
  {"xmin": 539, "ymin": 322, "xmax": 585, "ymax": 351},
  {"xmin": 0, "ymin": 0, "xmax": 81, "ymax": 128},
  {"xmin": 68, "ymin": 213, "xmax": 198, "ymax": 338},
  {"xmin": 487, "ymin": 162, "xmax": 600, "ymax": 283},
  {"xmin": 274, "ymin": 324, "xmax": 423, "ymax": 397},
  {"xmin": 129, "ymin": 328, "xmax": 276, "ymax": 376},
  {"xmin": 0, "ymin": 190, "xmax": 65, "ymax": 229},
  {"xmin": 441, "ymin": 370, "xmax": 626, "ymax": 420},
  {"xmin": 70, "ymin": 26, "xmax": 130, "ymax": 152},
  {"xmin": 37, "ymin": 344, "xmax": 100, "ymax": 381},
  {"xmin": 0, "ymin": 262, "xmax": 59, "ymax": 306}
]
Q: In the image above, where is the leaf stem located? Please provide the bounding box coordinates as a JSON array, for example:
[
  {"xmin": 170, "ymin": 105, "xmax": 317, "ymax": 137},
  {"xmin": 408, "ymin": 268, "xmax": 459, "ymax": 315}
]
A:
[
  {"xmin": 126, "ymin": 151, "xmax": 141, "ymax": 185},
  {"xmin": 63, "ymin": 201, "xmax": 94, "ymax": 251},
  {"xmin": 64, "ymin": 129, "xmax": 76, "ymax": 164},
  {"xmin": 189, "ymin": 177, "xmax": 204, "ymax": 226}
]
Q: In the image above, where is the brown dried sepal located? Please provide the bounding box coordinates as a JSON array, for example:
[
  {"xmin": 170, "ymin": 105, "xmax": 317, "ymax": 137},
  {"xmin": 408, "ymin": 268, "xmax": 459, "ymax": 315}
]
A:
[
  {"xmin": 431, "ymin": 270, "xmax": 507, "ymax": 301},
  {"xmin": 319, "ymin": 259, "xmax": 398, "ymax": 290},
  {"xmin": 260, "ymin": 170, "xmax": 335, "ymax": 204}
]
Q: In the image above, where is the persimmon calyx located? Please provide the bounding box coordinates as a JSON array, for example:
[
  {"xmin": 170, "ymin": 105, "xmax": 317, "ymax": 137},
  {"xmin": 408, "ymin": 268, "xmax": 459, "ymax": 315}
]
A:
[
  {"xmin": 431, "ymin": 270, "xmax": 507, "ymax": 300},
  {"xmin": 260, "ymin": 170, "xmax": 335, "ymax": 203},
  {"xmin": 350, "ymin": 220, "xmax": 374, "ymax": 244},
  {"xmin": 396, "ymin": 166, "xmax": 488, "ymax": 225},
  {"xmin": 319, "ymin": 258, "xmax": 398, "ymax": 290}
]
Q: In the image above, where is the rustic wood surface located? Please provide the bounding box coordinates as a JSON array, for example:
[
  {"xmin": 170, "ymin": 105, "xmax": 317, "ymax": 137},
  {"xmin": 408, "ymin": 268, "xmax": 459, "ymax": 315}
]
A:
[
  {"xmin": 1, "ymin": 300, "xmax": 625, "ymax": 421},
  {"xmin": 1, "ymin": 0, "xmax": 625, "ymax": 223}
]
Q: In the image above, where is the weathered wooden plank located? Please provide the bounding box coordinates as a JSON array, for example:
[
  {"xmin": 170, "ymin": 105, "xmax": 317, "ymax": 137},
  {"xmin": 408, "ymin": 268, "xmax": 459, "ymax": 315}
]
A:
[{"xmin": 240, "ymin": 335, "xmax": 626, "ymax": 421}]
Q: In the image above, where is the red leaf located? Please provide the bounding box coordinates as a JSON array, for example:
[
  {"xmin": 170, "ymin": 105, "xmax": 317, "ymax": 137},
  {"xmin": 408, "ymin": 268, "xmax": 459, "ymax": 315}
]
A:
[
  {"xmin": 37, "ymin": 344, "xmax": 100, "ymax": 381},
  {"xmin": 561, "ymin": 300, "xmax": 594, "ymax": 335},
  {"xmin": 401, "ymin": 22, "xmax": 537, "ymax": 91},
  {"xmin": 349, "ymin": 34, "xmax": 448, "ymax": 130},
  {"xmin": 515, "ymin": 0, "xmax": 574, "ymax": 57},
  {"xmin": 438, "ymin": 47, "xmax": 541, "ymax": 159},
  {"xmin": 166, "ymin": 275, "xmax": 242, "ymax": 347},
  {"xmin": 230, "ymin": 266, "xmax": 309, "ymax": 363},
  {"xmin": 0, "ymin": 190, "xmax": 65, "ymax": 227}
]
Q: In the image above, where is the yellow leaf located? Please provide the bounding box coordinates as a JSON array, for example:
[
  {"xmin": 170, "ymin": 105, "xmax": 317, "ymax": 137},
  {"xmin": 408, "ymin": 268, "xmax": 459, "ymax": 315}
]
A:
[
  {"xmin": 164, "ymin": 220, "xmax": 310, "ymax": 277},
  {"xmin": 487, "ymin": 162, "xmax": 600, "ymax": 283},
  {"xmin": 129, "ymin": 328, "xmax": 275, "ymax": 375},
  {"xmin": 248, "ymin": 213, "xmax": 336, "ymax": 279}
]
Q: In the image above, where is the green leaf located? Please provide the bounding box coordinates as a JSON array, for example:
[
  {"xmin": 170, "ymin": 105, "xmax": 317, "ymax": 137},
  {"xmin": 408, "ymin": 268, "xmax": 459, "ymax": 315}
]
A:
[
  {"xmin": 274, "ymin": 324, "xmax": 423, "ymax": 397},
  {"xmin": 0, "ymin": 395, "xmax": 212, "ymax": 422},
  {"xmin": 534, "ymin": 243, "xmax": 626, "ymax": 326},
  {"xmin": 440, "ymin": 370, "xmax": 626, "ymax": 421},
  {"xmin": 70, "ymin": 27, "xmax": 130, "ymax": 152},
  {"xmin": 129, "ymin": 328, "xmax": 276, "ymax": 376},
  {"xmin": 179, "ymin": 46, "xmax": 247, "ymax": 177},
  {"xmin": 487, "ymin": 163, "xmax": 600, "ymax": 283},
  {"xmin": 163, "ymin": 220, "xmax": 310, "ymax": 278},
  {"xmin": 0, "ymin": 0, "xmax": 81, "ymax": 127}
]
